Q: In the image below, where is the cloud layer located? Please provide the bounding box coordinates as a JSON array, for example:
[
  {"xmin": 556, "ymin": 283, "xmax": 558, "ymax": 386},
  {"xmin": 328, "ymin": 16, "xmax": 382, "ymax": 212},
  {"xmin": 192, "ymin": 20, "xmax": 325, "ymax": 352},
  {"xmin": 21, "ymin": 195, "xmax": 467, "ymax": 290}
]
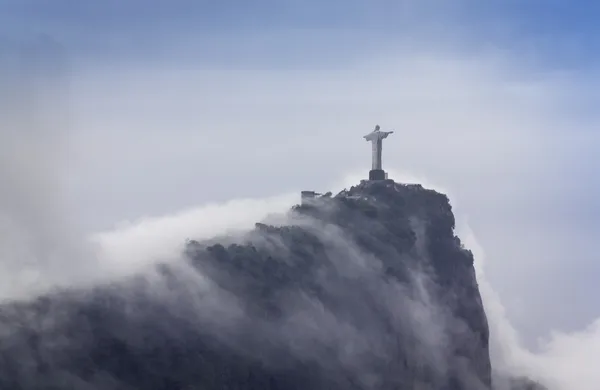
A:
[{"xmin": 1, "ymin": 29, "xmax": 599, "ymax": 389}]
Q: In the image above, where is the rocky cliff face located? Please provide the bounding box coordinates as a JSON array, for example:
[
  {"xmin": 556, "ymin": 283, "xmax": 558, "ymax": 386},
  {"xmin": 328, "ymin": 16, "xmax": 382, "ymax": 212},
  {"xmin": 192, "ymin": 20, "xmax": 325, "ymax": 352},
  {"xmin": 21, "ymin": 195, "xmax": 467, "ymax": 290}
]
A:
[{"xmin": 0, "ymin": 180, "xmax": 517, "ymax": 389}]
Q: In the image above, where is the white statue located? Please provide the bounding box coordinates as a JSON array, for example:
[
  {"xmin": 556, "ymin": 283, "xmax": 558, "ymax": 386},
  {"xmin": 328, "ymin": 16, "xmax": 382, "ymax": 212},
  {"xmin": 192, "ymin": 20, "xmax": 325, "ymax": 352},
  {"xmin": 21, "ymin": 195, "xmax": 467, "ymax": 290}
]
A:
[{"xmin": 363, "ymin": 125, "xmax": 394, "ymax": 171}]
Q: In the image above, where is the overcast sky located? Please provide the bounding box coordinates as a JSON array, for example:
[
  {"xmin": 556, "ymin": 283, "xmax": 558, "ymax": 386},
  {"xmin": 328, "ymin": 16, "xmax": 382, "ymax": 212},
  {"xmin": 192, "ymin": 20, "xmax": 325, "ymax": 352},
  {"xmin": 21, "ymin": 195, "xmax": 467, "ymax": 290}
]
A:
[{"xmin": 1, "ymin": 1, "xmax": 600, "ymax": 388}]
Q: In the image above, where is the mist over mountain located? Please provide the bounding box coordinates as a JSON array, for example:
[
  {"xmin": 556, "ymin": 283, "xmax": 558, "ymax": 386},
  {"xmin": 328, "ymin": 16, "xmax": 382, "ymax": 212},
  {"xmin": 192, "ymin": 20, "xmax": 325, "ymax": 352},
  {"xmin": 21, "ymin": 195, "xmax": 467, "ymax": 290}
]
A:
[{"xmin": 0, "ymin": 179, "xmax": 549, "ymax": 389}]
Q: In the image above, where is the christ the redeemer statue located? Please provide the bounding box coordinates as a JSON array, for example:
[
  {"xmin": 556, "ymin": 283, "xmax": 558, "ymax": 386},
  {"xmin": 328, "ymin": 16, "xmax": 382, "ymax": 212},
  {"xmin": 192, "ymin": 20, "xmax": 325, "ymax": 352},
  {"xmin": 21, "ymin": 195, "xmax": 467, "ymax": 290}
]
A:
[{"xmin": 364, "ymin": 125, "xmax": 393, "ymax": 180}]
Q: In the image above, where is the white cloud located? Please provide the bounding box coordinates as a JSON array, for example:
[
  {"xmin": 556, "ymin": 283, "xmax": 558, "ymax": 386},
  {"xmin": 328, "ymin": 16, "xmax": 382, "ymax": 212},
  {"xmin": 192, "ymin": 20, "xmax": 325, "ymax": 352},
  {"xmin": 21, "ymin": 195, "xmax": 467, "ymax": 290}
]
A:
[
  {"xmin": 2, "ymin": 30, "xmax": 600, "ymax": 388},
  {"xmin": 461, "ymin": 223, "xmax": 600, "ymax": 390},
  {"xmin": 93, "ymin": 194, "xmax": 298, "ymax": 275}
]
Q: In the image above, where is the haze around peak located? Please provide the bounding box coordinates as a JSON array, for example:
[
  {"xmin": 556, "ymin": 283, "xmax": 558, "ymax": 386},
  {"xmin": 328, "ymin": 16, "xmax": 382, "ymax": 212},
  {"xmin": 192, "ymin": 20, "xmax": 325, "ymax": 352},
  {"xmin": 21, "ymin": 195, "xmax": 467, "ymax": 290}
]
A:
[{"xmin": 1, "ymin": 1, "xmax": 600, "ymax": 389}]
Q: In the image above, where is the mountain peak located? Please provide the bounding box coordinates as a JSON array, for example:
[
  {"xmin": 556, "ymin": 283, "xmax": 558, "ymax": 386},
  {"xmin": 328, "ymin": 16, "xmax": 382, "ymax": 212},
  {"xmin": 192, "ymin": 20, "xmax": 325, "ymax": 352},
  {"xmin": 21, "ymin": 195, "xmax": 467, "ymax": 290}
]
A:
[
  {"xmin": 183, "ymin": 179, "xmax": 490, "ymax": 389},
  {"xmin": 0, "ymin": 179, "xmax": 549, "ymax": 389}
]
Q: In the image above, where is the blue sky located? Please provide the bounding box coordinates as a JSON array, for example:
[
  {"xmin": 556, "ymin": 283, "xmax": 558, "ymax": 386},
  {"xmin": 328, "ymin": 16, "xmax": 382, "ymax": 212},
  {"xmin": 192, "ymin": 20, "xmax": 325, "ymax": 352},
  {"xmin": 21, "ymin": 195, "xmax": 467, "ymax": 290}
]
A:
[
  {"xmin": 1, "ymin": 2, "xmax": 600, "ymax": 388},
  {"xmin": 2, "ymin": 0, "xmax": 599, "ymax": 301},
  {"xmin": 2, "ymin": 0, "xmax": 600, "ymax": 70}
]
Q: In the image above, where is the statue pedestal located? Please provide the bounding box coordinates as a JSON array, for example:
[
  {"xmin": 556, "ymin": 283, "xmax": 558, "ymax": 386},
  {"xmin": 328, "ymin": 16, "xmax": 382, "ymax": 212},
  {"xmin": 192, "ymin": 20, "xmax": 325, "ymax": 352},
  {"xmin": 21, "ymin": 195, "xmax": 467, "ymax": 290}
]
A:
[{"xmin": 369, "ymin": 169, "xmax": 386, "ymax": 180}]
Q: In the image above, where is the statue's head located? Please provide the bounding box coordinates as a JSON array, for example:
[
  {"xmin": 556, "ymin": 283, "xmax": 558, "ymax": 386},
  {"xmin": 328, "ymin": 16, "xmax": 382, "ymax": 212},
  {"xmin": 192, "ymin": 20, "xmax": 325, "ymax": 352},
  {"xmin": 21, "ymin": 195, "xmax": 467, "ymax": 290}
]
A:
[{"xmin": 375, "ymin": 125, "xmax": 380, "ymax": 131}]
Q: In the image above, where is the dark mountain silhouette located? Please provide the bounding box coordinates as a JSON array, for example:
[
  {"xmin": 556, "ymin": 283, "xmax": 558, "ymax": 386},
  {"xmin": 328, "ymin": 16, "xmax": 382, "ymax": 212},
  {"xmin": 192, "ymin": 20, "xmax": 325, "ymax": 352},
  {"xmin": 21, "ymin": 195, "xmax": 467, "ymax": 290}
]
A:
[{"xmin": 0, "ymin": 179, "xmax": 546, "ymax": 389}]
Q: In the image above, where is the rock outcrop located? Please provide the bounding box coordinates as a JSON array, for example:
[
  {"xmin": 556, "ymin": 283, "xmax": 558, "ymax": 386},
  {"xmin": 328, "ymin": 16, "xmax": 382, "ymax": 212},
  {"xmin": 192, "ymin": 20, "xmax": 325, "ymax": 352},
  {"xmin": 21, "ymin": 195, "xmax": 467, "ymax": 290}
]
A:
[{"xmin": 0, "ymin": 180, "xmax": 506, "ymax": 389}]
